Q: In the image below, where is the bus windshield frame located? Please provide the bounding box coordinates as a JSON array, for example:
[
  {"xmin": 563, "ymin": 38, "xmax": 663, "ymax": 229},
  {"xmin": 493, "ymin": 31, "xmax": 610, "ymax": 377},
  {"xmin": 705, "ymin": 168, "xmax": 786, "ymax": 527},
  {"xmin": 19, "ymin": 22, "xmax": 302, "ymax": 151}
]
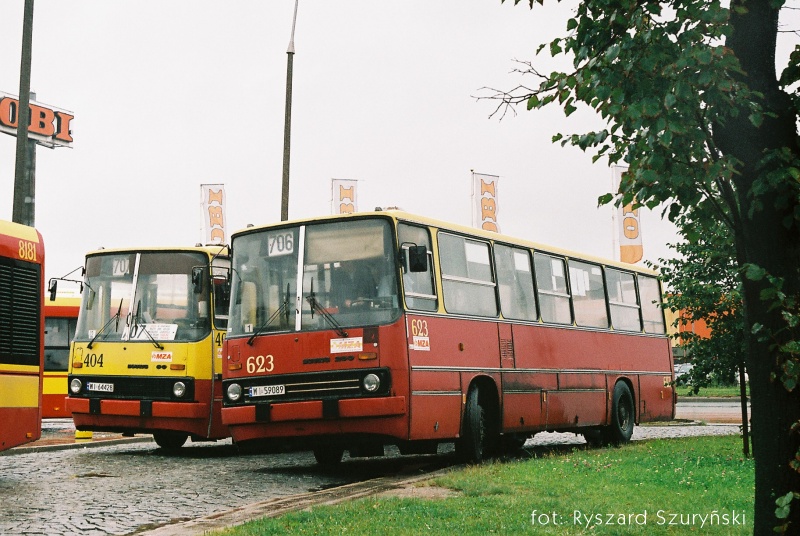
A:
[
  {"xmin": 74, "ymin": 251, "xmax": 216, "ymax": 343},
  {"xmin": 228, "ymin": 218, "xmax": 401, "ymax": 337}
]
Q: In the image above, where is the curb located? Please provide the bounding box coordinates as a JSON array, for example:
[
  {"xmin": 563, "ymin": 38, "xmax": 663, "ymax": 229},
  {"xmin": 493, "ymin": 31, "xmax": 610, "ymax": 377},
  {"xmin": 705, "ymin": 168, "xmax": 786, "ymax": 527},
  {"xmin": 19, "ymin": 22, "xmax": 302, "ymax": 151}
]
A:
[
  {"xmin": 136, "ymin": 466, "xmax": 457, "ymax": 535},
  {"xmin": 1, "ymin": 436, "xmax": 153, "ymax": 456}
]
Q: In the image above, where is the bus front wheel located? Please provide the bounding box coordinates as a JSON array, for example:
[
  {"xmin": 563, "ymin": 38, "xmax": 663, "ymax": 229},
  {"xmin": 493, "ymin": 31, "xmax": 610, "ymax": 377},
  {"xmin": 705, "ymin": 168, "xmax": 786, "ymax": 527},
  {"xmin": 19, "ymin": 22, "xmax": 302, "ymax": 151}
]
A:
[
  {"xmin": 456, "ymin": 386, "xmax": 487, "ymax": 463},
  {"xmin": 153, "ymin": 431, "xmax": 188, "ymax": 450}
]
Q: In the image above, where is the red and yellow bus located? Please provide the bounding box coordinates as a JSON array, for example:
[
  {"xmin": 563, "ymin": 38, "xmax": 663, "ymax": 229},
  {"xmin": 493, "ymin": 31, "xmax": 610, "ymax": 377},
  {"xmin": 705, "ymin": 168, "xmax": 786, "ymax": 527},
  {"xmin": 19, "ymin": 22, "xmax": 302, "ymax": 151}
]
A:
[
  {"xmin": 63, "ymin": 246, "xmax": 231, "ymax": 449},
  {"xmin": 0, "ymin": 220, "xmax": 44, "ymax": 451},
  {"xmin": 42, "ymin": 292, "xmax": 80, "ymax": 418},
  {"xmin": 221, "ymin": 211, "xmax": 675, "ymax": 463}
]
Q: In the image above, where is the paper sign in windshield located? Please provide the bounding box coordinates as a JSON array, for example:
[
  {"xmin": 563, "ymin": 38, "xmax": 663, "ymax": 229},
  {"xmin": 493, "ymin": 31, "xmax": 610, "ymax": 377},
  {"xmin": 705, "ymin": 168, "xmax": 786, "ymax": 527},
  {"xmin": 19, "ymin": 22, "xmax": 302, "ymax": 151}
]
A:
[{"xmin": 129, "ymin": 323, "xmax": 178, "ymax": 341}]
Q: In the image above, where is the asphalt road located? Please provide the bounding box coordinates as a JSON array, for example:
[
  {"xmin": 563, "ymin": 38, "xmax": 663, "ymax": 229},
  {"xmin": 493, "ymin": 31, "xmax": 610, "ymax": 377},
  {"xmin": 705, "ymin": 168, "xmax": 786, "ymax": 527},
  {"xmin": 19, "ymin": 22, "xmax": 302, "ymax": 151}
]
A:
[{"xmin": 674, "ymin": 397, "xmax": 750, "ymax": 424}]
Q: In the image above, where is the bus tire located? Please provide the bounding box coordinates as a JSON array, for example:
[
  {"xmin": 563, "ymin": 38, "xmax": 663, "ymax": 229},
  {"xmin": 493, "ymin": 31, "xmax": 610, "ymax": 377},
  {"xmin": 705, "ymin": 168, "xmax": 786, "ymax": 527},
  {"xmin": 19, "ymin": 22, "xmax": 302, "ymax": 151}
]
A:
[
  {"xmin": 608, "ymin": 382, "xmax": 635, "ymax": 445},
  {"xmin": 153, "ymin": 431, "xmax": 188, "ymax": 450},
  {"xmin": 313, "ymin": 447, "xmax": 344, "ymax": 466},
  {"xmin": 456, "ymin": 386, "xmax": 487, "ymax": 463}
]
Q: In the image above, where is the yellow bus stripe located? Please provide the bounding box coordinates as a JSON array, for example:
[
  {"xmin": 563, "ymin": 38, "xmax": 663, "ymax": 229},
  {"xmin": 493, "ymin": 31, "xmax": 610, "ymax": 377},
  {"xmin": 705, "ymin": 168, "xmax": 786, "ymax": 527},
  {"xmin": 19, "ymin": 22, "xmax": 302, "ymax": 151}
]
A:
[{"xmin": 0, "ymin": 375, "xmax": 40, "ymax": 407}]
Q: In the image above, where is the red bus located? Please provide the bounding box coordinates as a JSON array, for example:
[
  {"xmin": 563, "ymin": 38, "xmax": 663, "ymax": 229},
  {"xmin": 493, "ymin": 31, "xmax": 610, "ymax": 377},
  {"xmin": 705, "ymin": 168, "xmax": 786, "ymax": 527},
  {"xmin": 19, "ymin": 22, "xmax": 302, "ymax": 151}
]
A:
[
  {"xmin": 221, "ymin": 211, "xmax": 675, "ymax": 463},
  {"xmin": 0, "ymin": 220, "xmax": 44, "ymax": 451},
  {"xmin": 42, "ymin": 292, "xmax": 80, "ymax": 418}
]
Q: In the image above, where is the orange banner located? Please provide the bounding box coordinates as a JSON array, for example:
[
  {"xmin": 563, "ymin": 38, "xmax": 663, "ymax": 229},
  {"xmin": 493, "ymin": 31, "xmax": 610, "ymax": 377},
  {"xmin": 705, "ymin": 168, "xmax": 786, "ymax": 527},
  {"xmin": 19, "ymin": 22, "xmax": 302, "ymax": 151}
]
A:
[
  {"xmin": 200, "ymin": 184, "xmax": 227, "ymax": 245},
  {"xmin": 472, "ymin": 172, "xmax": 500, "ymax": 233},
  {"xmin": 331, "ymin": 179, "xmax": 358, "ymax": 214},
  {"xmin": 613, "ymin": 167, "xmax": 643, "ymax": 264}
]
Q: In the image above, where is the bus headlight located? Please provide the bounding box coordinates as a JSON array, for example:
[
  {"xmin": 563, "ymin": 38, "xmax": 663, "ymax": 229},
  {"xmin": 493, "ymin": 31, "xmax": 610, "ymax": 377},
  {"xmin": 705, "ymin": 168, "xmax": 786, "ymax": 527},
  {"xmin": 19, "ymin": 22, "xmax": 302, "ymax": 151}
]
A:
[
  {"xmin": 362, "ymin": 373, "xmax": 380, "ymax": 393},
  {"xmin": 173, "ymin": 381, "xmax": 187, "ymax": 398},
  {"xmin": 227, "ymin": 383, "xmax": 242, "ymax": 402},
  {"xmin": 69, "ymin": 378, "xmax": 82, "ymax": 394}
]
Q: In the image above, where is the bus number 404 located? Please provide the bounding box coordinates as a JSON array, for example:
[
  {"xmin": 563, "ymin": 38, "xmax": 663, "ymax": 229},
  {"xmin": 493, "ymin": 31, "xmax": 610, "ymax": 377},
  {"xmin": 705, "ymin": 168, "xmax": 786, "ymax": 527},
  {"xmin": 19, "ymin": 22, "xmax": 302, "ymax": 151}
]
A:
[{"xmin": 84, "ymin": 354, "xmax": 104, "ymax": 368}]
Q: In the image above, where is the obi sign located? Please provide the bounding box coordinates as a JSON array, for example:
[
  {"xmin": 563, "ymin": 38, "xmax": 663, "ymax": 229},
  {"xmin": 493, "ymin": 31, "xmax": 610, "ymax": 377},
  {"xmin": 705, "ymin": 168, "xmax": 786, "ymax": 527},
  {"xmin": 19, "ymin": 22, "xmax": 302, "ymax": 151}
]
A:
[
  {"xmin": 201, "ymin": 184, "xmax": 227, "ymax": 245},
  {"xmin": 472, "ymin": 172, "xmax": 500, "ymax": 233},
  {"xmin": 331, "ymin": 178, "xmax": 358, "ymax": 214},
  {"xmin": 0, "ymin": 92, "xmax": 74, "ymax": 148}
]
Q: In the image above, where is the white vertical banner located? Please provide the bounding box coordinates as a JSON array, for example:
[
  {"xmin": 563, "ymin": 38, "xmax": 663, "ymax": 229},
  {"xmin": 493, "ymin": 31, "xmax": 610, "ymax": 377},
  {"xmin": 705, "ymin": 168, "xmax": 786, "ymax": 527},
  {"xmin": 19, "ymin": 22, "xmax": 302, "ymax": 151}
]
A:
[
  {"xmin": 612, "ymin": 166, "xmax": 643, "ymax": 264},
  {"xmin": 200, "ymin": 183, "xmax": 227, "ymax": 245},
  {"xmin": 472, "ymin": 172, "xmax": 500, "ymax": 232},
  {"xmin": 331, "ymin": 178, "xmax": 358, "ymax": 214}
]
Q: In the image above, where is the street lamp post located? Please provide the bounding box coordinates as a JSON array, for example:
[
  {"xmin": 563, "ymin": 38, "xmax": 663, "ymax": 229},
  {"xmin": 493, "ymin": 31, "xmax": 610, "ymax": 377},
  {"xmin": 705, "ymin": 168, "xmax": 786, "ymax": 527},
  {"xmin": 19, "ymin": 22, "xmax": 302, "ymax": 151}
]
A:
[
  {"xmin": 12, "ymin": 0, "xmax": 35, "ymax": 227},
  {"xmin": 280, "ymin": 0, "xmax": 299, "ymax": 222}
]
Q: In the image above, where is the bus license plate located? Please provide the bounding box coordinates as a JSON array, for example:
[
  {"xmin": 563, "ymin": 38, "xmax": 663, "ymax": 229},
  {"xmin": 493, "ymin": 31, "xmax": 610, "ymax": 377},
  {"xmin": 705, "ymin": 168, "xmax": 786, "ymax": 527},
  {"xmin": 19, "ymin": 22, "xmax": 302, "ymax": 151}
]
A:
[
  {"xmin": 87, "ymin": 382, "xmax": 114, "ymax": 393},
  {"xmin": 250, "ymin": 385, "xmax": 285, "ymax": 397}
]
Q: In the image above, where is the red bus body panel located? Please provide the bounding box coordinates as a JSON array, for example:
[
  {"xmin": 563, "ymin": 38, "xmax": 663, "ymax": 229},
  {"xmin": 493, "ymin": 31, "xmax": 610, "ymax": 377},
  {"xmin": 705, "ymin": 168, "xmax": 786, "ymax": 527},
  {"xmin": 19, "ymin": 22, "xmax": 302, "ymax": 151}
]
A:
[{"xmin": 223, "ymin": 313, "xmax": 674, "ymax": 445}]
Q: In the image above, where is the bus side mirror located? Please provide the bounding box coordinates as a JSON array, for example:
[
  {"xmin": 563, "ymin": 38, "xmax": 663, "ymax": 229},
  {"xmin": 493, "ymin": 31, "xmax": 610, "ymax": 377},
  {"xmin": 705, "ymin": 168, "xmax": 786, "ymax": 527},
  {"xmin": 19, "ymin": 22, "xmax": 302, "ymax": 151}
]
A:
[
  {"xmin": 403, "ymin": 245, "xmax": 428, "ymax": 273},
  {"xmin": 48, "ymin": 279, "xmax": 58, "ymax": 301}
]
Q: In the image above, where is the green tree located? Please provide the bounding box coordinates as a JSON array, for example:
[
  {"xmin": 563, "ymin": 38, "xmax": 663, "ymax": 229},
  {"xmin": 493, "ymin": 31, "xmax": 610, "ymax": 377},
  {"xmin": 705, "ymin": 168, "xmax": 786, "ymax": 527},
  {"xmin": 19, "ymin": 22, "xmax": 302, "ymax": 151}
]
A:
[
  {"xmin": 656, "ymin": 209, "xmax": 745, "ymax": 390},
  {"xmin": 491, "ymin": 0, "xmax": 800, "ymax": 532}
]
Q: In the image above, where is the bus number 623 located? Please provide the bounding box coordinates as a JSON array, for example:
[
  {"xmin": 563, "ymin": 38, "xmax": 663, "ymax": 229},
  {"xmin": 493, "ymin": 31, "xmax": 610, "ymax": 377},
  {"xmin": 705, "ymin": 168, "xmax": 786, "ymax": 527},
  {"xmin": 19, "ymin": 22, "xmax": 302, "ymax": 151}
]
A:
[{"xmin": 246, "ymin": 355, "xmax": 274, "ymax": 374}]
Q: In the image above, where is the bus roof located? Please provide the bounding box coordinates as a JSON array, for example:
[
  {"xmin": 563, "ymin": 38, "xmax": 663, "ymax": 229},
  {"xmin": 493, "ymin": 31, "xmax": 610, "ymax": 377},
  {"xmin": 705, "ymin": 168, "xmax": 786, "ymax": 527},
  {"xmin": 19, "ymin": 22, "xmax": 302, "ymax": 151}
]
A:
[
  {"xmin": 0, "ymin": 219, "xmax": 41, "ymax": 243},
  {"xmin": 83, "ymin": 244, "xmax": 229, "ymax": 258},
  {"xmin": 232, "ymin": 210, "xmax": 659, "ymax": 276}
]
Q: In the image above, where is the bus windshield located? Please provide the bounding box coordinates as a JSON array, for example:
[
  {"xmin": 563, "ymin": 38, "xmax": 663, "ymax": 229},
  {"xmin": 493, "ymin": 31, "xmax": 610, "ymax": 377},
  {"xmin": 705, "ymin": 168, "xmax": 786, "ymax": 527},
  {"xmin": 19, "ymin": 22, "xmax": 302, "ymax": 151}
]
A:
[
  {"xmin": 229, "ymin": 219, "xmax": 400, "ymax": 337},
  {"xmin": 75, "ymin": 251, "xmax": 213, "ymax": 343}
]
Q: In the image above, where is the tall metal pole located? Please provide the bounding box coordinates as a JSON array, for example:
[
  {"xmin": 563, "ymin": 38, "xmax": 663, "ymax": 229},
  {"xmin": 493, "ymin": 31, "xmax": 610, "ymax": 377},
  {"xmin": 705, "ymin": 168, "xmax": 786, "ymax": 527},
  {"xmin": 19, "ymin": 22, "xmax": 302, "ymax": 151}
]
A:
[
  {"xmin": 280, "ymin": 0, "xmax": 299, "ymax": 221},
  {"xmin": 12, "ymin": 0, "xmax": 35, "ymax": 227}
]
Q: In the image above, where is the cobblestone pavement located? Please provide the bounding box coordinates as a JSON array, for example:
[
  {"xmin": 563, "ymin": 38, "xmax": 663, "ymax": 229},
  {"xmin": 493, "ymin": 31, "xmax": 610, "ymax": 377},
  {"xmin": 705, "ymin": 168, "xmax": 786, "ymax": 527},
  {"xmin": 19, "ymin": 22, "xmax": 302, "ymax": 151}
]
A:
[{"xmin": 0, "ymin": 421, "xmax": 741, "ymax": 536}]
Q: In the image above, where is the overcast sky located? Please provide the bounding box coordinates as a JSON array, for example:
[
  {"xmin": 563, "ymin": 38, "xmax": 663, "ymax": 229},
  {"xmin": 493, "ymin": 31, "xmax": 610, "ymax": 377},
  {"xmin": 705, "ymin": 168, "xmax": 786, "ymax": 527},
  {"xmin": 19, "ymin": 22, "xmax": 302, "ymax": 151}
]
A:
[{"xmin": 0, "ymin": 1, "xmax": 797, "ymax": 283}]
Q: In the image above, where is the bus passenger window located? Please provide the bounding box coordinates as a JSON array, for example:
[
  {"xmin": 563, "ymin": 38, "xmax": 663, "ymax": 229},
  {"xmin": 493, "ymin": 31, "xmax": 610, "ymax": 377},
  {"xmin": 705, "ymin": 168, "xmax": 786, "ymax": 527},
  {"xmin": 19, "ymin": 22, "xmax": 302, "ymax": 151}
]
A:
[
  {"xmin": 494, "ymin": 244, "xmax": 536, "ymax": 321},
  {"xmin": 607, "ymin": 268, "xmax": 641, "ymax": 331},
  {"xmin": 534, "ymin": 253, "xmax": 571, "ymax": 324},
  {"xmin": 639, "ymin": 275, "xmax": 666, "ymax": 334},
  {"xmin": 568, "ymin": 261, "xmax": 609, "ymax": 329},
  {"xmin": 439, "ymin": 233, "xmax": 497, "ymax": 317}
]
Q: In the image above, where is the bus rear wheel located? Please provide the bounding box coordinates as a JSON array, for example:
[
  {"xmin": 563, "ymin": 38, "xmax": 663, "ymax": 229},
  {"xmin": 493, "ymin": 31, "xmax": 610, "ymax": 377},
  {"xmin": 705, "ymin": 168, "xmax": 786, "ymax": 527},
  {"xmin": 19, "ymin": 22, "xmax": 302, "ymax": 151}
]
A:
[
  {"xmin": 608, "ymin": 382, "xmax": 635, "ymax": 445},
  {"xmin": 456, "ymin": 386, "xmax": 488, "ymax": 463},
  {"xmin": 153, "ymin": 431, "xmax": 188, "ymax": 450}
]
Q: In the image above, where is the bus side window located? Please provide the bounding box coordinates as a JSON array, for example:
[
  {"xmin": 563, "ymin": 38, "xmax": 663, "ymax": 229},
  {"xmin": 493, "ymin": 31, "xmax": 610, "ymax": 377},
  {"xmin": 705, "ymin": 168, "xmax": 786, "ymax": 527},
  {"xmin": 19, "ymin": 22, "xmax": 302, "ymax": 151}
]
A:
[
  {"xmin": 494, "ymin": 244, "xmax": 537, "ymax": 321},
  {"xmin": 607, "ymin": 268, "xmax": 641, "ymax": 331},
  {"xmin": 639, "ymin": 275, "xmax": 666, "ymax": 334},
  {"xmin": 439, "ymin": 233, "xmax": 497, "ymax": 317},
  {"xmin": 534, "ymin": 253, "xmax": 572, "ymax": 324},
  {"xmin": 568, "ymin": 260, "xmax": 609, "ymax": 329},
  {"xmin": 398, "ymin": 223, "xmax": 437, "ymax": 312}
]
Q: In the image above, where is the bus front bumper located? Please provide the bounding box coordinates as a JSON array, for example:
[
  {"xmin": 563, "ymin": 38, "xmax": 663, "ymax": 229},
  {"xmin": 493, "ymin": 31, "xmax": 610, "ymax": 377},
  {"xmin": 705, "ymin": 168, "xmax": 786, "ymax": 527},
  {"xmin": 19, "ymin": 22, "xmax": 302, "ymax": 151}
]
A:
[
  {"xmin": 222, "ymin": 395, "xmax": 406, "ymax": 425},
  {"xmin": 66, "ymin": 397, "xmax": 209, "ymax": 419}
]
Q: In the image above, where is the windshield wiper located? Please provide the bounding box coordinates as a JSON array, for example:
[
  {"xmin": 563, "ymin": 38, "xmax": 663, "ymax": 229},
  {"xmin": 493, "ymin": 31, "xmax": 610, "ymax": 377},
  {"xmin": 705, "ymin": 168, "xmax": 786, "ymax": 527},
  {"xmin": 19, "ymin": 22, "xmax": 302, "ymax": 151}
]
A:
[
  {"xmin": 247, "ymin": 283, "xmax": 292, "ymax": 346},
  {"xmin": 131, "ymin": 301, "xmax": 164, "ymax": 350},
  {"xmin": 305, "ymin": 278, "xmax": 348, "ymax": 338},
  {"xmin": 87, "ymin": 298, "xmax": 123, "ymax": 349}
]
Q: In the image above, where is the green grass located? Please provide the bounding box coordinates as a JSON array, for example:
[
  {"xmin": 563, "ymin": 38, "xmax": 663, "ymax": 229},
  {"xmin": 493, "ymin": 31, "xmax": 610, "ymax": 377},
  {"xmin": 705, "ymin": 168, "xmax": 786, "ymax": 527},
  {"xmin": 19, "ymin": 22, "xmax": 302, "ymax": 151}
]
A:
[{"xmin": 217, "ymin": 435, "xmax": 753, "ymax": 535}]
